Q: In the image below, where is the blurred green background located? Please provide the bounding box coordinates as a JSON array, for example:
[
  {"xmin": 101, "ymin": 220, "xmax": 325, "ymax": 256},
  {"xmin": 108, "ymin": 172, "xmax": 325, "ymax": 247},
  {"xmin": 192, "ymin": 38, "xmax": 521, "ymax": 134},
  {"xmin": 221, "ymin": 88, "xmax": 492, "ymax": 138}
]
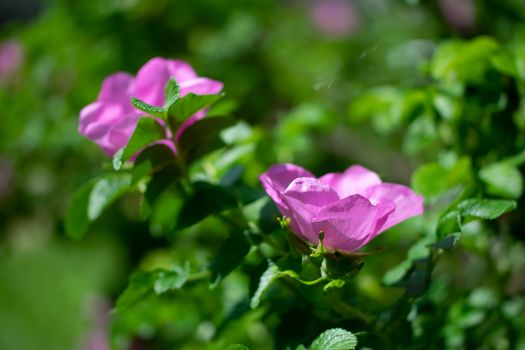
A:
[{"xmin": 1, "ymin": 0, "xmax": 525, "ymax": 349}]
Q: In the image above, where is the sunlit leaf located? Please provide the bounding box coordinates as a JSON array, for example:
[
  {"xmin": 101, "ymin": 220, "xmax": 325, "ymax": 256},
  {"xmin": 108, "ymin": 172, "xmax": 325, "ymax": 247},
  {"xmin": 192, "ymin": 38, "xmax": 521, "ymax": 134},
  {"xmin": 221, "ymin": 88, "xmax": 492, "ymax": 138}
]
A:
[
  {"xmin": 88, "ymin": 173, "xmax": 132, "ymax": 220},
  {"xmin": 168, "ymin": 93, "xmax": 222, "ymax": 123},
  {"xmin": 310, "ymin": 328, "xmax": 358, "ymax": 350},
  {"xmin": 457, "ymin": 198, "xmax": 517, "ymax": 220}
]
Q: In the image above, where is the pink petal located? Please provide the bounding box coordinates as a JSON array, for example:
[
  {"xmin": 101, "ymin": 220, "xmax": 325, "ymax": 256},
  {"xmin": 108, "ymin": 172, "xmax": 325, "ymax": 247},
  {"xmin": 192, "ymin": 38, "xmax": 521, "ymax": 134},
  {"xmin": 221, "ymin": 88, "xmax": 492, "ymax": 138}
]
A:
[
  {"xmin": 153, "ymin": 139, "xmax": 177, "ymax": 155},
  {"xmin": 0, "ymin": 40, "xmax": 23, "ymax": 78},
  {"xmin": 79, "ymin": 102, "xmax": 130, "ymax": 135},
  {"xmin": 179, "ymin": 78, "xmax": 223, "ymax": 97},
  {"xmin": 281, "ymin": 177, "xmax": 339, "ymax": 243},
  {"xmin": 79, "ymin": 102, "xmax": 104, "ymax": 134},
  {"xmin": 79, "ymin": 101, "xmax": 142, "ymax": 156},
  {"xmin": 166, "ymin": 59, "xmax": 198, "ymax": 81},
  {"xmin": 319, "ymin": 165, "xmax": 382, "ymax": 199},
  {"xmin": 133, "ymin": 57, "xmax": 173, "ymax": 106},
  {"xmin": 259, "ymin": 164, "xmax": 315, "ymax": 215},
  {"xmin": 108, "ymin": 114, "xmax": 141, "ymax": 147},
  {"xmin": 98, "ymin": 72, "xmax": 134, "ymax": 103},
  {"xmin": 313, "ymin": 195, "xmax": 395, "ymax": 252},
  {"xmin": 364, "ymin": 183, "xmax": 424, "ymax": 232}
]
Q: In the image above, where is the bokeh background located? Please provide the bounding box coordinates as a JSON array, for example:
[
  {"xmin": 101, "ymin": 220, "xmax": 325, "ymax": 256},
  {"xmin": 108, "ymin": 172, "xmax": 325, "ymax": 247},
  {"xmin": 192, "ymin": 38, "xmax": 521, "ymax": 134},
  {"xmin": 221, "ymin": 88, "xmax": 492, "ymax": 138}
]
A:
[{"xmin": 1, "ymin": 0, "xmax": 525, "ymax": 349}]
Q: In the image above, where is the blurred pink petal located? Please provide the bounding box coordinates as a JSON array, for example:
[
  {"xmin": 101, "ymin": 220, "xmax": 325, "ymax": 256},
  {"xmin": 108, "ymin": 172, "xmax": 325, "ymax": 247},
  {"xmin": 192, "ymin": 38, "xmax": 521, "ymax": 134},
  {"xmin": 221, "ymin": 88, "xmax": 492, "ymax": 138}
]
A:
[
  {"xmin": 78, "ymin": 57, "xmax": 223, "ymax": 157},
  {"xmin": 134, "ymin": 57, "xmax": 174, "ymax": 106},
  {"xmin": 311, "ymin": 0, "xmax": 359, "ymax": 38},
  {"xmin": 0, "ymin": 40, "xmax": 23, "ymax": 80},
  {"xmin": 439, "ymin": 0, "xmax": 475, "ymax": 32},
  {"xmin": 179, "ymin": 77, "xmax": 224, "ymax": 96}
]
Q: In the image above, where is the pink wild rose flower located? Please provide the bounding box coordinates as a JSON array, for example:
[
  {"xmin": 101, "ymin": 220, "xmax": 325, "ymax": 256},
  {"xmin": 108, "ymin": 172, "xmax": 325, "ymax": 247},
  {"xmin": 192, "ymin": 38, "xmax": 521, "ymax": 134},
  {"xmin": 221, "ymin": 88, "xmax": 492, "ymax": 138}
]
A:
[
  {"xmin": 260, "ymin": 163, "xmax": 423, "ymax": 253},
  {"xmin": 79, "ymin": 57, "xmax": 223, "ymax": 156},
  {"xmin": 311, "ymin": 0, "xmax": 359, "ymax": 38},
  {"xmin": 0, "ymin": 39, "xmax": 23, "ymax": 81}
]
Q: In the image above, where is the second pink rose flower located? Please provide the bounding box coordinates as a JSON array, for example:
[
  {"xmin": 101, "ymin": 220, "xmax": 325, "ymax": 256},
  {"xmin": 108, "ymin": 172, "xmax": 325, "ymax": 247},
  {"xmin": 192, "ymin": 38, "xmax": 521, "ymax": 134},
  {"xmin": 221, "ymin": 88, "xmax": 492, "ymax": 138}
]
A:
[{"xmin": 79, "ymin": 57, "xmax": 223, "ymax": 156}]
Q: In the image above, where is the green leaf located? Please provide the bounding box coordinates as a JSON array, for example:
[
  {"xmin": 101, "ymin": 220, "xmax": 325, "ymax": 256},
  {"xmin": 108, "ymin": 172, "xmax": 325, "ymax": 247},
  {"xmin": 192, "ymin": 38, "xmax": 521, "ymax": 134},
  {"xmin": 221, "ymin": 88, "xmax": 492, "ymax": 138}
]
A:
[
  {"xmin": 479, "ymin": 162, "xmax": 523, "ymax": 199},
  {"xmin": 411, "ymin": 157, "xmax": 471, "ymax": 201},
  {"xmin": 130, "ymin": 97, "xmax": 166, "ymax": 118},
  {"xmin": 405, "ymin": 265, "xmax": 430, "ymax": 297},
  {"xmin": 178, "ymin": 116, "xmax": 236, "ymax": 163},
  {"xmin": 168, "ymin": 93, "xmax": 222, "ymax": 123},
  {"xmin": 437, "ymin": 209, "xmax": 461, "ymax": 237},
  {"xmin": 129, "ymin": 78, "xmax": 181, "ymax": 120},
  {"xmin": 431, "ymin": 233, "xmax": 461, "ymax": 250},
  {"xmin": 431, "ymin": 37, "xmax": 499, "ymax": 83},
  {"xmin": 490, "ymin": 50, "xmax": 518, "ymax": 77},
  {"xmin": 65, "ymin": 174, "xmax": 133, "ymax": 239},
  {"xmin": 402, "ymin": 115, "xmax": 439, "ymax": 155},
  {"xmin": 175, "ymin": 182, "xmax": 237, "ymax": 230},
  {"xmin": 87, "ymin": 173, "xmax": 132, "ymax": 220},
  {"xmin": 148, "ymin": 190, "xmax": 183, "ymax": 236},
  {"xmin": 210, "ymin": 231, "xmax": 252, "ymax": 288},
  {"xmin": 153, "ymin": 263, "xmax": 191, "ymax": 294},
  {"xmin": 250, "ymin": 262, "xmax": 280, "ymax": 309},
  {"xmin": 383, "ymin": 238, "xmax": 433, "ymax": 286},
  {"xmin": 65, "ymin": 179, "xmax": 97, "ymax": 239},
  {"xmin": 113, "ymin": 117, "xmax": 166, "ymax": 170},
  {"xmin": 457, "ymin": 198, "xmax": 517, "ymax": 220},
  {"xmin": 139, "ymin": 163, "xmax": 182, "ymax": 220},
  {"xmin": 347, "ymin": 87, "xmax": 403, "ymax": 132},
  {"xmin": 383, "ymin": 260, "xmax": 412, "ymax": 286},
  {"xmin": 225, "ymin": 345, "xmax": 250, "ymax": 350},
  {"xmin": 310, "ymin": 328, "xmax": 358, "ymax": 350},
  {"xmin": 132, "ymin": 143, "xmax": 180, "ymax": 184},
  {"xmin": 115, "ymin": 270, "xmax": 156, "ymax": 311},
  {"xmin": 116, "ymin": 264, "xmax": 190, "ymax": 312},
  {"xmin": 163, "ymin": 78, "xmax": 180, "ymax": 109},
  {"xmin": 112, "ymin": 148, "xmax": 125, "ymax": 171},
  {"xmin": 207, "ymin": 99, "xmax": 239, "ymax": 117}
]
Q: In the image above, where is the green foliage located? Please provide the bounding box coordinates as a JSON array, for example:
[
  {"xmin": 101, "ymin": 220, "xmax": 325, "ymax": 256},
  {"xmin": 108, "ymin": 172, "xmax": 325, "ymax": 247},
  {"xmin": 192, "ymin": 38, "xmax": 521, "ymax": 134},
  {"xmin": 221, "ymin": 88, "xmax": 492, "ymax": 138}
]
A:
[
  {"xmin": 430, "ymin": 37, "xmax": 499, "ymax": 83},
  {"xmin": 113, "ymin": 117, "xmax": 166, "ymax": 170},
  {"xmin": 88, "ymin": 173, "xmax": 132, "ymax": 220},
  {"xmin": 129, "ymin": 78, "xmax": 181, "ymax": 119},
  {"xmin": 175, "ymin": 181, "xmax": 238, "ymax": 229},
  {"xmin": 210, "ymin": 231, "xmax": 251, "ymax": 288},
  {"xmin": 5, "ymin": 1, "xmax": 525, "ymax": 349},
  {"xmin": 457, "ymin": 198, "xmax": 517, "ymax": 220},
  {"xmin": 168, "ymin": 93, "xmax": 223, "ymax": 124},
  {"xmin": 130, "ymin": 97, "xmax": 167, "ymax": 118},
  {"xmin": 309, "ymin": 328, "xmax": 358, "ymax": 350},
  {"xmin": 116, "ymin": 263, "xmax": 191, "ymax": 312},
  {"xmin": 178, "ymin": 115, "xmax": 236, "ymax": 163},
  {"xmin": 64, "ymin": 179, "xmax": 97, "ymax": 239},
  {"xmin": 412, "ymin": 157, "xmax": 472, "ymax": 201},
  {"xmin": 66, "ymin": 173, "xmax": 132, "ymax": 239},
  {"xmin": 225, "ymin": 345, "xmax": 250, "ymax": 350},
  {"xmin": 479, "ymin": 162, "xmax": 523, "ymax": 199}
]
